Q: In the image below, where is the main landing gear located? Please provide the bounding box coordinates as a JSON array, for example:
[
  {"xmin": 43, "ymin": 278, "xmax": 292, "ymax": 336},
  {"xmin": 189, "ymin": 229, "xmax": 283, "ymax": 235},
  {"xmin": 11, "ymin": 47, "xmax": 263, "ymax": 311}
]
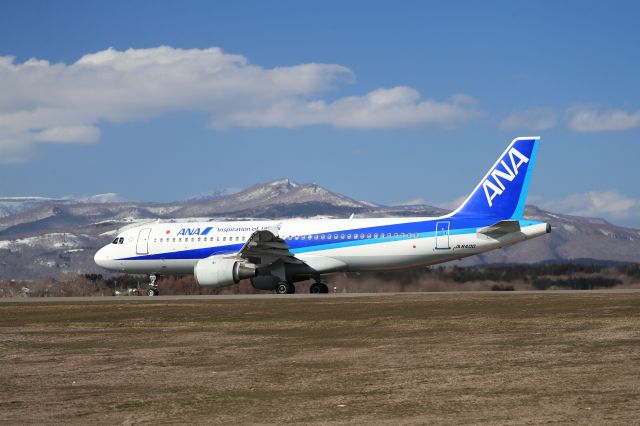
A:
[
  {"xmin": 274, "ymin": 281, "xmax": 329, "ymax": 294},
  {"xmin": 147, "ymin": 274, "xmax": 159, "ymax": 296},
  {"xmin": 276, "ymin": 281, "xmax": 295, "ymax": 294},
  {"xmin": 309, "ymin": 282, "xmax": 329, "ymax": 294}
]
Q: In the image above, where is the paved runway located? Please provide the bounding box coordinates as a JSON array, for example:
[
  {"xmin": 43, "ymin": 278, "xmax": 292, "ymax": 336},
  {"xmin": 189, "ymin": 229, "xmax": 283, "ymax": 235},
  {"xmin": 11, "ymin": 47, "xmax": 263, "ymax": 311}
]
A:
[{"xmin": 2, "ymin": 289, "xmax": 640, "ymax": 302}]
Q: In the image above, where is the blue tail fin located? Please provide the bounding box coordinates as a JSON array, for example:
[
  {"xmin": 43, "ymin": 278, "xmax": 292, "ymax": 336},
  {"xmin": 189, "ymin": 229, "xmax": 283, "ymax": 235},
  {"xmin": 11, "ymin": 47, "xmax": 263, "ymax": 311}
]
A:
[{"xmin": 450, "ymin": 137, "xmax": 540, "ymax": 220}]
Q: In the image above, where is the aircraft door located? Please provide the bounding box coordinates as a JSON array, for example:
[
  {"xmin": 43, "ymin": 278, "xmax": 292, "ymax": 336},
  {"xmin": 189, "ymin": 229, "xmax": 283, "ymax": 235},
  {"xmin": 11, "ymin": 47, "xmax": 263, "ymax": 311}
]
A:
[
  {"xmin": 136, "ymin": 228, "xmax": 152, "ymax": 254},
  {"xmin": 435, "ymin": 221, "xmax": 451, "ymax": 250}
]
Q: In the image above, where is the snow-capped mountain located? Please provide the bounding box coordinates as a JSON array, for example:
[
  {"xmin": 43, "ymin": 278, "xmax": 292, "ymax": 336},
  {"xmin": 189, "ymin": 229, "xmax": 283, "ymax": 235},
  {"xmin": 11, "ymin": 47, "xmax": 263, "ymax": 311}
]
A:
[
  {"xmin": 0, "ymin": 193, "xmax": 127, "ymax": 218},
  {"xmin": 174, "ymin": 179, "xmax": 370, "ymax": 217}
]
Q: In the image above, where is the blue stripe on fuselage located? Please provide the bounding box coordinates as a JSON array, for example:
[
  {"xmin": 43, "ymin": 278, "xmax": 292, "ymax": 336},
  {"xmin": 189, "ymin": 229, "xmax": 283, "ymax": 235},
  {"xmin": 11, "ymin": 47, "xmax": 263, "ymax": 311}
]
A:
[{"xmin": 119, "ymin": 243, "xmax": 242, "ymax": 261}]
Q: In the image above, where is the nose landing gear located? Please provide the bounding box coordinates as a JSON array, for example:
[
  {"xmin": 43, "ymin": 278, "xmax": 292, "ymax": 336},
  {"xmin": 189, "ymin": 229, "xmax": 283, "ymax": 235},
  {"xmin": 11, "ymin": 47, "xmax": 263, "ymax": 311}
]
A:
[{"xmin": 147, "ymin": 274, "xmax": 159, "ymax": 296}]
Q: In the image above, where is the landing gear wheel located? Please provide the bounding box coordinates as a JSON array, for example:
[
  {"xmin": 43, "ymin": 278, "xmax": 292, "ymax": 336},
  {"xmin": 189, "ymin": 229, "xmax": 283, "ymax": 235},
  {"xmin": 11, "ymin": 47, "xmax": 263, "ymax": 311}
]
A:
[
  {"xmin": 147, "ymin": 274, "xmax": 159, "ymax": 296},
  {"xmin": 310, "ymin": 282, "xmax": 329, "ymax": 294},
  {"xmin": 276, "ymin": 282, "xmax": 295, "ymax": 294}
]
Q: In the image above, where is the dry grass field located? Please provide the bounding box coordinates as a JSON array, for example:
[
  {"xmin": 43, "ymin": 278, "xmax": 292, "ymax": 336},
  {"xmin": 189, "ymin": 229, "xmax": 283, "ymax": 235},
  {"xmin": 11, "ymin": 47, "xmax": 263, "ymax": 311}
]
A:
[{"xmin": 1, "ymin": 293, "xmax": 639, "ymax": 425}]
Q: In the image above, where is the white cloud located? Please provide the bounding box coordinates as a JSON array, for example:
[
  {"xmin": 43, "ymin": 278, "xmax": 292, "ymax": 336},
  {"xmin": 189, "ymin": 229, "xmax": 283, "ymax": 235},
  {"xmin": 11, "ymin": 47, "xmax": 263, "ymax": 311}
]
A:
[
  {"xmin": 32, "ymin": 125, "xmax": 100, "ymax": 143},
  {"xmin": 215, "ymin": 87, "xmax": 479, "ymax": 129},
  {"xmin": 540, "ymin": 190, "xmax": 640, "ymax": 223},
  {"xmin": 499, "ymin": 107, "xmax": 556, "ymax": 131},
  {"xmin": 567, "ymin": 106, "xmax": 640, "ymax": 133},
  {"xmin": 0, "ymin": 46, "xmax": 478, "ymax": 163}
]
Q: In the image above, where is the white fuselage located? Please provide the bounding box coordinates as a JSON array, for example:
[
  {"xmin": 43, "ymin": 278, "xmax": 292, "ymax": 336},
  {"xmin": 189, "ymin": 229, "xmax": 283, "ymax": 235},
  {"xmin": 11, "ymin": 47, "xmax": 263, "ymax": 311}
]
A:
[{"xmin": 94, "ymin": 216, "xmax": 549, "ymax": 276}]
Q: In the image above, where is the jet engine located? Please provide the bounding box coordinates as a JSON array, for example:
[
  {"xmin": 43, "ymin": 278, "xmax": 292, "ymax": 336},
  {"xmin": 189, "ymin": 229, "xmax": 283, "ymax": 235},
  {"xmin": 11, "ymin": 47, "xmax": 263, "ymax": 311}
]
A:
[{"xmin": 194, "ymin": 257, "xmax": 256, "ymax": 288}]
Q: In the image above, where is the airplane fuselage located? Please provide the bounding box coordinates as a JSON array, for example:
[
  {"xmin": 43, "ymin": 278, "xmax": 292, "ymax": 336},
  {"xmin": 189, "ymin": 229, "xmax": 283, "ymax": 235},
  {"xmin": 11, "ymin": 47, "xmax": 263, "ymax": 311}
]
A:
[{"xmin": 95, "ymin": 216, "xmax": 549, "ymax": 275}]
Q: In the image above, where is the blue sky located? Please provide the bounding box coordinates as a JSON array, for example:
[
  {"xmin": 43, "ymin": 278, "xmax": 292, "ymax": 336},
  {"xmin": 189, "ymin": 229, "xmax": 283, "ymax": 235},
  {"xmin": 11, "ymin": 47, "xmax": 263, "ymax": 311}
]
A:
[{"xmin": 1, "ymin": 1, "xmax": 639, "ymax": 226}]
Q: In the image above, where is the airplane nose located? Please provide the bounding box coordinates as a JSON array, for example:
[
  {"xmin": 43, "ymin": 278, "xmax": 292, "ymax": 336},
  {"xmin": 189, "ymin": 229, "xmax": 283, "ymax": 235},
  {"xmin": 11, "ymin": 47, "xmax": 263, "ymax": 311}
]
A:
[{"xmin": 94, "ymin": 247, "xmax": 109, "ymax": 268}]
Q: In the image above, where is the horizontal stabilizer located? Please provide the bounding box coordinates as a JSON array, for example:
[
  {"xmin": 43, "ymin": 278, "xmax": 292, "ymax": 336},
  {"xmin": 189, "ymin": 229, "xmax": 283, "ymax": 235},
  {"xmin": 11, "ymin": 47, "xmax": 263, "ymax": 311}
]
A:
[{"xmin": 477, "ymin": 220, "xmax": 521, "ymax": 238}]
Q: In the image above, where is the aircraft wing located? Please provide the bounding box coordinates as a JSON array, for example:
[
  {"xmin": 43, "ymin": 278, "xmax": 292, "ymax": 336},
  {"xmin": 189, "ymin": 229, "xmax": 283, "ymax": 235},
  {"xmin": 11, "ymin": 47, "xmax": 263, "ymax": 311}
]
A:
[
  {"xmin": 238, "ymin": 229, "xmax": 303, "ymax": 267},
  {"xmin": 477, "ymin": 220, "xmax": 521, "ymax": 238}
]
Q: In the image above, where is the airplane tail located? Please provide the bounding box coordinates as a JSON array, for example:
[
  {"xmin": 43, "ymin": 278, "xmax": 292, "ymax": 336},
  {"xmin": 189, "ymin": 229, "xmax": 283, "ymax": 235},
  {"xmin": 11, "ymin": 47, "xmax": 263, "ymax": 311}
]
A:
[{"xmin": 450, "ymin": 136, "xmax": 540, "ymax": 220}]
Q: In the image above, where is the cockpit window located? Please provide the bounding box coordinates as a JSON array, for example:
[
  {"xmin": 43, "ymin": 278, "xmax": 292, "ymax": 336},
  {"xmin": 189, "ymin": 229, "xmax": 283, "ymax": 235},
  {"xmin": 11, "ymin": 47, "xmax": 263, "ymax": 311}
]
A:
[
  {"xmin": 112, "ymin": 238, "xmax": 119, "ymax": 244},
  {"xmin": 118, "ymin": 237, "xmax": 124, "ymax": 244}
]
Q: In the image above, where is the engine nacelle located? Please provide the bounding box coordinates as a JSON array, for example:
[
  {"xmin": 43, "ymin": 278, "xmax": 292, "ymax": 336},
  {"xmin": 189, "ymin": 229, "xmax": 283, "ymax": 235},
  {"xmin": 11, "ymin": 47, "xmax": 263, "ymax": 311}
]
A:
[{"xmin": 194, "ymin": 257, "xmax": 256, "ymax": 288}]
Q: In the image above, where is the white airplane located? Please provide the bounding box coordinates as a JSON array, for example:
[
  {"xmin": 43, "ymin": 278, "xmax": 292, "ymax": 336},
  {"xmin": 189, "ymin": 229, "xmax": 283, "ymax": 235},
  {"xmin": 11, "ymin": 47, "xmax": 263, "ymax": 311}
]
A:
[{"xmin": 95, "ymin": 137, "xmax": 550, "ymax": 296}]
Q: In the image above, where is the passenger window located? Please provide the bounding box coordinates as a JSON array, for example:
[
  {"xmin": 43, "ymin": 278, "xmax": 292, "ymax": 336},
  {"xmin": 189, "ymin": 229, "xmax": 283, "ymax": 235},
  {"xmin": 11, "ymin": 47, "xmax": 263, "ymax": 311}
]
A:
[
  {"xmin": 354, "ymin": 234, "xmax": 358, "ymax": 239},
  {"xmin": 223, "ymin": 237, "xmax": 226, "ymax": 241},
  {"xmin": 321, "ymin": 234, "xmax": 325, "ymax": 240},
  {"xmin": 327, "ymin": 234, "xmax": 332, "ymax": 240},
  {"xmin": 367, "ymin": 233, "xmax": 371, "ymax": 239},
  {"xmin": 401, "ymin": 233, "xmax": 405, "ymax": 238},
  {"xmin": 394, "ymin": 233, "xmax": 398, "ymax": 238},
  {"xmin": 359, "ymin": 233, "xmax": 364, "ymax": 239},
  {"xmin": 334, "ymin": 234, "xmax": 338, "ymax": 239},
  {"xmin": 340, "ymin": 234, "xmax": 345, "ymax": 239},
  {"xmin": 217, "ymin": 237, "xmax": 220, "ymax": 241},
  {"xmin": 236, "ymin": 236, "xmax": 239, "ymax": 241},
  {"xmin": 374, "ymin": 233, "xmax": 378, "ymax": 238},
  {"xmin": 347, "ymin": 234, "xmax": 352, "ymax": 239}
]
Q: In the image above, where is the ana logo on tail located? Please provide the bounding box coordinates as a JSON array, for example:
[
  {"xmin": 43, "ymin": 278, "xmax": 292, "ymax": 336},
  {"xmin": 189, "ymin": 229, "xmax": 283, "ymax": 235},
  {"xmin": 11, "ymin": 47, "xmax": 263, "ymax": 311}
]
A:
[{"xmin": 482, "ymin": 147, "xmax": 529, "ymax": 207}]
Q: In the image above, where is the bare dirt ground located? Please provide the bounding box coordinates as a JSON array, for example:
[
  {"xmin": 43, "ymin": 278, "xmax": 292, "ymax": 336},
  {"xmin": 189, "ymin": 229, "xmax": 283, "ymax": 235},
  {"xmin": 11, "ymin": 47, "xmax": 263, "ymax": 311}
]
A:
[{"xmin": 1, "ymin": 293, "xmax": 639, "ymax": 425}]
